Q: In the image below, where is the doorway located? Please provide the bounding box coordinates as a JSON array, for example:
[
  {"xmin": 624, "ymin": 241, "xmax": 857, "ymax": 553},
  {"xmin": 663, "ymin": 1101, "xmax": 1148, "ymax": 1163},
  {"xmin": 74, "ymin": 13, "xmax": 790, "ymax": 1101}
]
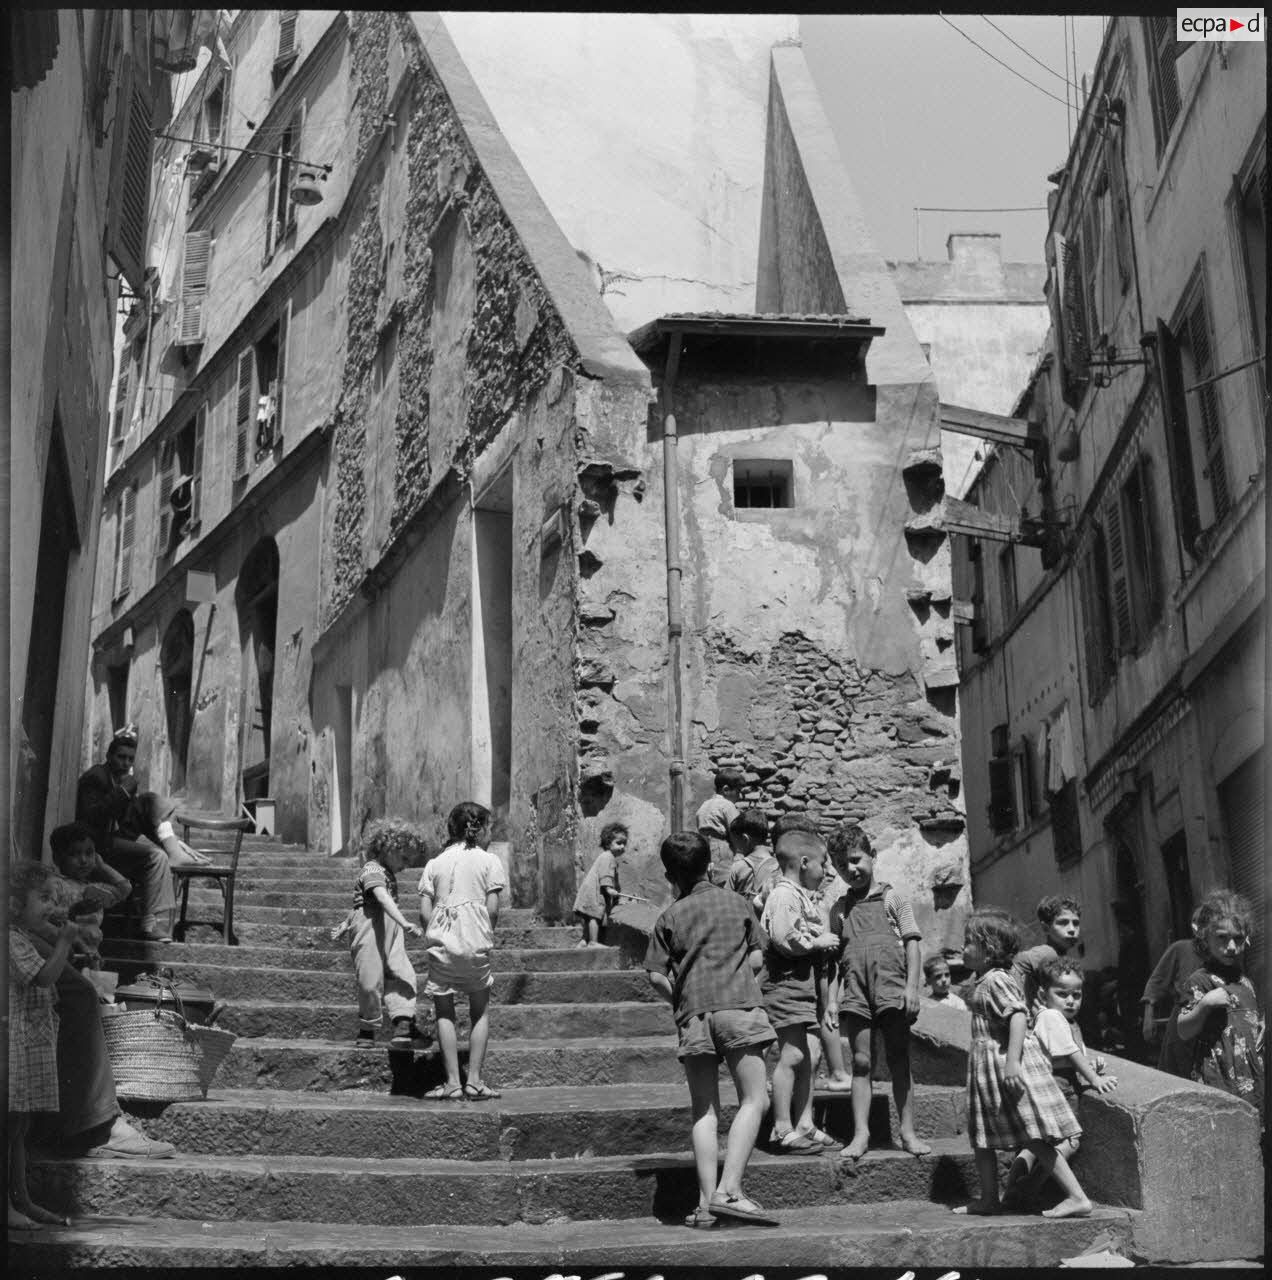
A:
[
  {"xmin": 160, "ymin": 609, "xmax": 195, "ymax": 792},
  {"xmin": 235, "ymin": 538, "xmax": 279, "ymax": 804},
  {"xmin": 472, "ymin": 469, "xmax": 513, "ymax": 839},
  {"xmin": 14, "ymin": 428, "xmax": 78, "ymax": 858}
]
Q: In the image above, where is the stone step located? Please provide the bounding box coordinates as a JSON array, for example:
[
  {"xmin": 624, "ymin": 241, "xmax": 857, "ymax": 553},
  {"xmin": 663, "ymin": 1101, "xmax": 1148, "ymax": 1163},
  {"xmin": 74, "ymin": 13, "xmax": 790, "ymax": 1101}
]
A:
[
  {"xmin": 100, "ymin": 939, "xmax": 626, "ymax": 976},
  {"xmin": 213, "ymin": 998, "xmax": 674, "ymax": 1041},
  {"xmin": 11, "ymin": 1202, "xmax": 1137, "ymax": 1269},
  {"xmin": 107, "ymin": 919, "xmax": 579, "ymax": 950},
  {"xmin": 31, "ymin": 1139, "xmax": 994, "ymax": 1227},
  {"xmin": 124, "ymin": 1084, "xmax": 967, "ymax": 1159},
  {"xmin": 215, "ymin": 1034, "xmax": 684, "ymax": 1092},
  {"xmin": 110, "ymin": 961, "xmax": 658, "ymax": 1005}
]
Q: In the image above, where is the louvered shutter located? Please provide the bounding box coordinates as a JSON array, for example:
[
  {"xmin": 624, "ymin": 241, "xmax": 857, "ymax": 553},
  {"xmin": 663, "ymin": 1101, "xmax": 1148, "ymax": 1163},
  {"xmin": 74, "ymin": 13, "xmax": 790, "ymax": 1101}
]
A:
[
  {"xmin": 1078, "ymin": 548, "xmax": 1103, "ymax": 701},
  {"xmin": 117, "ymin": 485, "xmax": 137, "ymax": 596},
  {"xmin": 264, "ymin": 151, "xmax": 280, "ymax": 259},
  {"xmin": 1054, "ymin": 232, "xmax": 1089, "ymax": 406},
  {"xmin": 192, "ymin": 405, "xmax": 207, "ymax": 525},
  {"xmin": 1106, "ymin": 136, "xmax": 1132, "ymax": 293},
  {"xmin": 178, "ymin": 230, "xmax": 211, "ymax": 345},
  {"xmin": 158, "ymin": 439, "xmax": 177, "ymax": 554},
  {"xmin": 111, "ymin": 363, "xmax": 131, "ymax": 441},
  {"xmin": 275, "ymin": 305, "xmax": 289, "ymax": 443},
  {"xmin": 1080, "ymin": 200, "xmax": 1100, "ymax": 348},
  {"xmin": 277, "ymin": 11, "xmax": 299, "ymax": 61},
  {"xmin": 234, "ymin": 349, "xmax": 256, "ymax": 479},
  {"xmin": 1135, "ymin": 456, "xmax": 1162, "ymax": 627},
  {"xmin": 1148, "ymin": 17, "xmax": 1181, "ymax": 147},
  {"xmin": 1104, "ymin": 492, "xmax": 1133, "ymax": 652},
  {"xmin": 1155, "ymin": 318, "xmax": 1203, "ymax": 553},
  {"xmin": 1186, "ymin": 298, "xmax": 1230, "ymax": 522},
  {"xmin": 106, "ymin": 54, "xmax": 155, "ymax": 293}
]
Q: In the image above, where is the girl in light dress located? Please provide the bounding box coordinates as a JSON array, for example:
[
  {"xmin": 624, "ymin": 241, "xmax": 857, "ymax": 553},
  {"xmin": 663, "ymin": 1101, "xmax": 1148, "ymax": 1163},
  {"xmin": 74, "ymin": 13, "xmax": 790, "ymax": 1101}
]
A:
[
  {"xmin": 417, "ymin": 802, "xmax": 507, "ymax": 1100},
  {"xmin": 9, "ymin": 863, "xmax": 79, "ymax": 1230},
  {"xmin": 1176, "ymin": 889, "xmax": 1264, "ymax": 1121},
  {"xmin": 954, "ymin": 909, "xmax": 1091, "ymax": 1219},
  {"xmin": 572, "ymin": 821, "xmax": 628, "ymax": 948}
]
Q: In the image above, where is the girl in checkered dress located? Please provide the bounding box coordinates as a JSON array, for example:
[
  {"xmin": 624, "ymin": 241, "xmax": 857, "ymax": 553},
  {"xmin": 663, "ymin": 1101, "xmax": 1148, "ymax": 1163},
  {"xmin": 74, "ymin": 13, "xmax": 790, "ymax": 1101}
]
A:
[
  {"xmin": 9, "ymin": 862, "xmax": 80, "ymax": 1229},
  {"xmin": 953, "ymin": 909, "xmax": 1091, "ymax": 1219}
]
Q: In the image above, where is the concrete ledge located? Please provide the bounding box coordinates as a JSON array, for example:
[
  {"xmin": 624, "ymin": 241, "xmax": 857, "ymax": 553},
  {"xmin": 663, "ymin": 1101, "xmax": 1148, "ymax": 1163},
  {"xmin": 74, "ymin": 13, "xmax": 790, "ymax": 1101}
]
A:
[{"xmin": 909, "ymin": 1001, "xmax": 1264, "ymax": 1263}]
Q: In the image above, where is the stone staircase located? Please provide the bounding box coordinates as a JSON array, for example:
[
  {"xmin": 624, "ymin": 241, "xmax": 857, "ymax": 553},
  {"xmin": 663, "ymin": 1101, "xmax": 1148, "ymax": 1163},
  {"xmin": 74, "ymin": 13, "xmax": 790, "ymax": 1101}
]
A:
[{"xmin": 18, "ymin": 836, "xmax": 1137, "ymax": 1270}]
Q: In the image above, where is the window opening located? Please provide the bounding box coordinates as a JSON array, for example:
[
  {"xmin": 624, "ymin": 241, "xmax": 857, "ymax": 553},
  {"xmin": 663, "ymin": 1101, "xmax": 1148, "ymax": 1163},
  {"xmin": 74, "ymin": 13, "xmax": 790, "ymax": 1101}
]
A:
[{"xmin": 733, "ymin": 459, "xmax": 793, "ymax": 510}]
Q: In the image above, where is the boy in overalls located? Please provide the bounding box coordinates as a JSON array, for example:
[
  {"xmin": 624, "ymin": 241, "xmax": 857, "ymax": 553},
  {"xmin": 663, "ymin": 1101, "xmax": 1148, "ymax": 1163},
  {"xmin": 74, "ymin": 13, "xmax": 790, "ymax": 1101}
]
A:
[{"xmin": 827, "ymin": 825, "xmax": 930, "ymax": 1161}]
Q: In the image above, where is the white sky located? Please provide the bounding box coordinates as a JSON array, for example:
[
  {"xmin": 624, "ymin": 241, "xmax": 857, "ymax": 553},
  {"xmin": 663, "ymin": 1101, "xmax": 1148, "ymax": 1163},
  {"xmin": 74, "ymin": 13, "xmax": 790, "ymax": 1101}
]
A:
[{"xmin": 802, "ymin": 14, "xmax": 1109, "ymax": 264}]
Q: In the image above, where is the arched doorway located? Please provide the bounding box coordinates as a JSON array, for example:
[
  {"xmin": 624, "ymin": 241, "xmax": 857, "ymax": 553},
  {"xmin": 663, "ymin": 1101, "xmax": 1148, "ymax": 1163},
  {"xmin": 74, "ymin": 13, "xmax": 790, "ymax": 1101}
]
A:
[
  {"xmin": 235, "ymin": 538, "xmax": 279, "ymax": 805},
  {"xmin": 160, "ymin": 609, "xmax": 195, "ymax": 791}
]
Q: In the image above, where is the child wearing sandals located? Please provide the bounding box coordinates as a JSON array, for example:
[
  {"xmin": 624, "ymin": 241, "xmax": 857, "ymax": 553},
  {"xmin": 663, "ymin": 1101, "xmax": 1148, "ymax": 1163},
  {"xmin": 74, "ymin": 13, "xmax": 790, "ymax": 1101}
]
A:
[
  {"xmin": 954, "ymin": 909, "xmax": 1091, "ymax": 1219},
  {"xmin": 572, "ymin": 822, "xmax": 628, "ymax": 948},
  {"xmin": 9, "ymin": 863, "xmax": 80, "ymax": 1229},
  {"xmin": 759, "ymin": 821, "xmax": 842, "ymax": 1153},
  {"xmin": 417, "ymin": 802, "xmax": 507, "ymax": 1101},
  {"xmin": 644, "ymin": 831, "xmax": 778, "ymax": 1228}
]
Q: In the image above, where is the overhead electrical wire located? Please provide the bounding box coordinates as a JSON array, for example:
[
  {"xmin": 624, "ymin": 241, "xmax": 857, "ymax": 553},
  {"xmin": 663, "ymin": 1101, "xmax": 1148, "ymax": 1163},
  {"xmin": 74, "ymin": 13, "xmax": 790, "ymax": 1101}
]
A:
[
  {"xmin": 938, "ymin": 14, "xmax": 1073, "ymax": 109},
  {"xmin": 979, "ymin": 15, "xmax": 1080, "ymax": 90}
]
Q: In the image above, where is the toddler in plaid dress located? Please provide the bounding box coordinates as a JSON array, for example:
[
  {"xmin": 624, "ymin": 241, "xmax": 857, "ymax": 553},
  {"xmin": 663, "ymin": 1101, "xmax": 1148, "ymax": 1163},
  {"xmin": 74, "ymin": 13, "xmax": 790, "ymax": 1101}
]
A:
[
  {"xmin": 9, "ymin": 863, "xmax": 80, "ymax": 1230},
  {"xmin": 954, "ymin": 909, "xmax": 1091, "ymax": 1219}
]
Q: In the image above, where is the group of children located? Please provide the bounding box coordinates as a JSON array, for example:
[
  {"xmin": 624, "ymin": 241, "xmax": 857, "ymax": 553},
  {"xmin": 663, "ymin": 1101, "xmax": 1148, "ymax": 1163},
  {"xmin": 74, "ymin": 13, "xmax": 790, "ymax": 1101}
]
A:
[{"xmin": 9, "ymin": 822, "xmax": 135, "ymax": 1229}]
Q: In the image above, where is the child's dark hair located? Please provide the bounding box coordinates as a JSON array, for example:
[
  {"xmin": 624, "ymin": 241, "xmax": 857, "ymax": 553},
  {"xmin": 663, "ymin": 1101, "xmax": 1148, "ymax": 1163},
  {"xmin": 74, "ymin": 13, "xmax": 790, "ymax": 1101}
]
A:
[
  {"xmin": 447, "ymin": 801, "xmax": 491, "ymax": 844},
  {"xmin": 826, "ymin": 822, "xmax": 871, "ymax": 857},
  {"xmin": 10, "ymin": 861, "xmax": 58, "ymax": 922},
  {"xmin": 50, "ymin": 821, "xmax": 97, "ymax": 862},
  {"xmin": 1036, "ymin": 894, "xmax": 1081, "ymax": 925},
  {"xmin": 770, "ymin": 812, "xmax": 820, "ymax": 845},
  {"xmin": 1193, "ymin": 889, "xmax": 1254, "ymax": 960},
  {"xmin": 964, "ymin": 908, "xmax": 1023, "ymax": 970},
  {"xmin": 922, "ymin": 954, "xmax": 950, "ymax": 980},
  {"xmin": 713, "ymin": 768, "xmax": 746, "ymax": 794},
  {"xmin": 599, "ymin": 822, "xmax": 629, "ymax": 850},
  {"xmin": 1040, "ymin": 954, "xmax": 1085, "ymax": 989},
  {"xmin": 729, "ymin": 808, "xmax": 769, "ymax": 845},
  {"xmin": 360, "ymin": 817, "xmax": 429, "ymax": 867},
  {"xmin": 660, "ymin": 831, "xmax": 710, "ymax": 889}
]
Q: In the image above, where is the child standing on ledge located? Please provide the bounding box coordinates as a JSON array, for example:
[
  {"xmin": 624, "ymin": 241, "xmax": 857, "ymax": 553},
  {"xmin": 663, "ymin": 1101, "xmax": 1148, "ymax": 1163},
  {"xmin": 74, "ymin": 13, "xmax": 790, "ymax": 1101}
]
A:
[
  {"xmin": 696, "ymin": 768, "xmax": 744, "ymax": 885},
  {"xmin": 573, "ymin": 822, "xmax": 628, "ymax": 948}
]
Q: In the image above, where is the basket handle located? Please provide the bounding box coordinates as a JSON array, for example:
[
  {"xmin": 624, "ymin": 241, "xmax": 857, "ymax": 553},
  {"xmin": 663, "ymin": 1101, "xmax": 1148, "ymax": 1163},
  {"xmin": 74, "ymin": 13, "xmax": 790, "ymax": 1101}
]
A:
[{"xmin": 146, "ymin": 967, "xmax": 187, "ymax": 1024}]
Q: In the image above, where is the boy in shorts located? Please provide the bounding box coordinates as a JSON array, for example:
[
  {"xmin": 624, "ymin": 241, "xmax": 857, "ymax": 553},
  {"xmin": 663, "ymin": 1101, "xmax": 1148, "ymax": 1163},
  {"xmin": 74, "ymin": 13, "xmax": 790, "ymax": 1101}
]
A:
[{"xmin": 644, "ymin": 831, "xmax": 778, "ymax": 1227}]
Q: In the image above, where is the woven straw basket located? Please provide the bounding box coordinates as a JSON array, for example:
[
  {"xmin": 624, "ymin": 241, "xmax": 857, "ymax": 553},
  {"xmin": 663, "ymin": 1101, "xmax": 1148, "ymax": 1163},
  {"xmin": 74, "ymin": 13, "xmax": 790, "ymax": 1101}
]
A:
[{"xmin": 102, "ymin": 980, "xmax": 236, "ymax": 1102}]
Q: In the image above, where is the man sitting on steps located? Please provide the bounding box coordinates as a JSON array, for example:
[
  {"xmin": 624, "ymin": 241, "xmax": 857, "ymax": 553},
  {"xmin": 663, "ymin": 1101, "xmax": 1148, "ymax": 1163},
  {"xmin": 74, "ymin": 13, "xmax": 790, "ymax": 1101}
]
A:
[{"xmin": 76, "ymin": 724, "xmax": 210, "ymax": 942}]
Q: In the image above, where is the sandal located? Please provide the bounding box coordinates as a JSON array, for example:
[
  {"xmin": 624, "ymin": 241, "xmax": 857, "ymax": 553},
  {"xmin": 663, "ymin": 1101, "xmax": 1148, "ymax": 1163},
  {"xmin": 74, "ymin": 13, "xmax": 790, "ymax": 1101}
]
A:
[
  {"xmin": 423, "ymin": 1084, "xmax": 463, "ymax": 1101},
  {"xmin": 797, "ymin": 1126, "xmax": 842, "ymax": 1149},
  {"xmin": 707, "ymin": 1192, "xmax": 779, "ymax": 1226},
  {"xmin": 683, "ymin": 1206, "xmax": 717, "ymax": 1229},
  {"xmin": 771, "ymin": 1129, "xmax": 820, "ymax": 1153},
  {"xmin": 462, "ymin": 1082, "xmax": 501, "ymax": 1100}
]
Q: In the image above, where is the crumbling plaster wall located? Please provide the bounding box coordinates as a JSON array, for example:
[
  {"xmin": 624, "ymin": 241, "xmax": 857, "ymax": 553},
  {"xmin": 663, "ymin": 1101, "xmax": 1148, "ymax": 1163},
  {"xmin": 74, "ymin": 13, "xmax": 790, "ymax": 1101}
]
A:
[{"xmin": 312, "ymin": 12, "xmax": 589, "ymax": 865}]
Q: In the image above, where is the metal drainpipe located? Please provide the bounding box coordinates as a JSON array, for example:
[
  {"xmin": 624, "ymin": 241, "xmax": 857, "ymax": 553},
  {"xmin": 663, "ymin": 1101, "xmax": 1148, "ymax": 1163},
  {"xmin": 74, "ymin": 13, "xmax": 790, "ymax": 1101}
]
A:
[{"xmin": 662, "ymin": 331, "xmax": 685, "ymax": 831}]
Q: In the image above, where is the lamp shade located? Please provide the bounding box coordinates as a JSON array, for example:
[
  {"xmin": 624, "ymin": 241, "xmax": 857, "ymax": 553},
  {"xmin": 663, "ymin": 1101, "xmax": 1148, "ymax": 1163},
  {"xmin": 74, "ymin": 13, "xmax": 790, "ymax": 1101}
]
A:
[{"xmin": 290, "ymin": 168, "xmax": 324, "ymax": 205}]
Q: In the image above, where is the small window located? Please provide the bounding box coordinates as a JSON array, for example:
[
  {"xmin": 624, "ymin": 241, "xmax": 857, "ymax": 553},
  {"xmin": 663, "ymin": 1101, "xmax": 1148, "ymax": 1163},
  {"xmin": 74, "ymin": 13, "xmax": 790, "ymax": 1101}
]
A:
[
  {"xmin": 733, "ymin": 459, "xmax": 793, "ymax": 510},
  {"xmin": 112, "ymin": 483, "xmax": 138, "ymax": 600},
  {"xmin": 157, "ymin": 409, "xmax": 206, "ymax": 559},
  {"xmin": 987, "ymin": 723, "xmax": 1016, "ymax": 836},
  {"xmin": 264, "ymin": 114, "xmax": 300, "ymax": 260}
]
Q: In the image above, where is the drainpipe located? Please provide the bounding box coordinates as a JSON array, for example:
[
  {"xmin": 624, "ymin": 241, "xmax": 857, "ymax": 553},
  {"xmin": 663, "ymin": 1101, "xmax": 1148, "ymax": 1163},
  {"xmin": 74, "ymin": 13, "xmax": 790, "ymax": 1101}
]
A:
[{"xmin": 662, "ymin": 331, "xmax": 685, "ymax": 830}]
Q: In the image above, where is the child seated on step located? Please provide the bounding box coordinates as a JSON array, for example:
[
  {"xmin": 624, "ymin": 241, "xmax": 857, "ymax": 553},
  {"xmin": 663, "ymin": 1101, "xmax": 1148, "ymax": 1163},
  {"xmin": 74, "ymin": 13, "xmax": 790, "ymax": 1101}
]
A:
[
  {"xmin": 760, "ymin": 820, "xmax": 842, "ymax": 1152},
  {"xmin": 827, "ymin": 823, "xmax": 930, "ymax": 1159},
  {"xmin": 954, "ymin": 909, "xmax": 1089, "ymax": 1218},
  {"xmin": 572, "ymin": 821, "xmax": 628, "ymax": 948},
  {"xmin": 724, "ymin": 808, "xmax": 779, "ymax": 913},
  {"xmin": 348, "ymin": 818, "xmax": 426, "ymax": 1049},
  {"xmin": 49, "ymin": 821, "xmax": 132, "ymax": 916},
  {"xmin": 1011, "ymin": 895, "xmax": 1082, "ymax": 1015},
  {"xmin": 9, "ymin": 862, "xmax": 80, "ymax": 1230},
  {"xmin": 923, "ymin": 954, "xmax": 968, "ymax": 1011},
  {"xmin": 644, "ymin": 831, "xmax": 778, "ymax": 1227},
  {"xmin": 1001, "ymin": 954, "xmax": 1117, "ymax": 1209},
  {"xmin": 418, "ymin": 802, "xmax": 507, "ymax": 1101}
]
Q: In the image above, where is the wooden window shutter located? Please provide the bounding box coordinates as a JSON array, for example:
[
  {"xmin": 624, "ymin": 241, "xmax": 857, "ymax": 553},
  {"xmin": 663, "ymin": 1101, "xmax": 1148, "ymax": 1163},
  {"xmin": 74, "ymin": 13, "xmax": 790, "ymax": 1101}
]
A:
[
  {"xmin": 158, "ymin": 439, "xmax": 177, "ymax": 554},
  {"xmin": 106, "ymin": 54, "xmax": 155, "ymax": 293},
  {"xmin": 192, "ymin": 405, "xmax": 207, "ymax": 525},
  {"xmin": 111, "ymin": 363, "xmax": 131, "ymax": 440},
  {"xmin": 178, "ymin": 229, "xmax": 212, "ymax": 345},
  {"xmin": 1187, "ymin": 297, "xmax": 1230, "ymax": 522},
  {"xmin": 1134, "ymin": 455, "xmax": 1162, "ymax": 627},
  {"xmin": 1106, "ymin": 136, "xmax": 1132, "ymax": 293},
  {"xmin": 117, "ymin": 485, "xmax": 137, "ymax": 596},
  {"xmin": 1155, "ymin": 317, "xmax": 1203, "ymax": 552},
  {"xmin": 1147, "ymin": 17, "xmax": 1181, "ymax": 153},
  {"xmin": 275, "ymin": 304, "xmax": 289, "ymax": 442},
  {"xmin": 1054, "ymin": 232, "xmax": 1089, "ymax": 406},
  {"xmin": 988, "ymin": 755, "xmax": 1016, "ymax": 835},
  {"xmin": 277, "ymin": 11, "xmax": 299, "ymax": 62},
  {"xmin": 1104, "ymin": 491, "xmax": 1133, "ymax": 652},
  {"xmin": 1078, "ymin": 549, "xmax": 1101, "ymax": 700},
  {"xmin": 234, "ymin": 348, "xmax": 256, "ymax": 479}
]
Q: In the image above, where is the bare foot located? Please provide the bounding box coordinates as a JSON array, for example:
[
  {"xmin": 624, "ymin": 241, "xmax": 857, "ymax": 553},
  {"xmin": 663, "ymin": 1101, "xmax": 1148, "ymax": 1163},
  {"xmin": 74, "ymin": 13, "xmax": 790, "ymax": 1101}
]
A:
[
  {"xmin": 1042, "ymin": 1196, "xmax": 1092, "ymax": 1219},
  {"xmin": 899, "ymin": 1134, "xmax": 932, "ymax": 1156},
  {"xmin": 842, "ymin": 1138, "xmax": 869, "ymax": 1160},
  {"xmin": 953, "ymin": 1199, "xmax": 1001, "ymax": 1215}
]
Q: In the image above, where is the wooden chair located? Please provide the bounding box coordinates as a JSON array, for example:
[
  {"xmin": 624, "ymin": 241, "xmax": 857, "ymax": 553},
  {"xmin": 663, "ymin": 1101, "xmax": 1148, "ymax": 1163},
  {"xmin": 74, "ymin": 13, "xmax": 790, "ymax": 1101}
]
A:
[{"xmin": 172, "ymin": 813, "xmax": 254, "ymax": 944}]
